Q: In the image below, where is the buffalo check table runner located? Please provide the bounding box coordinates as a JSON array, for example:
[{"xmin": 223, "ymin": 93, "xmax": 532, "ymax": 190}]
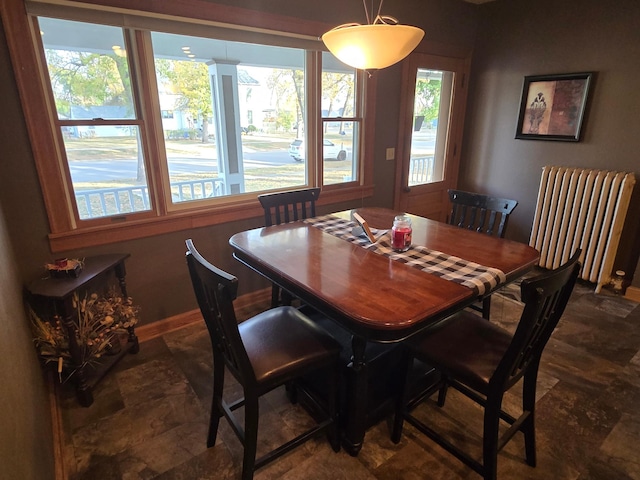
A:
[{"xmin": 304, "ymin": 215, "xmax": 506, "ymax": 296}]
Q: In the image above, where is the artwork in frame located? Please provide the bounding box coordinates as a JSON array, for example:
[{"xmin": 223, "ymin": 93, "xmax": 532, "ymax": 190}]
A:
[{"xmin": 515, "ymin": 72, "xmax": 593, "ymax": 141}]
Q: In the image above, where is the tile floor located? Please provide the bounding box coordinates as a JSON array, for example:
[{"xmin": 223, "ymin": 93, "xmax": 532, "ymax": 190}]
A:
[{"xmin": 60, "ymin": 280, "xmax": 640, "ymax": 479}]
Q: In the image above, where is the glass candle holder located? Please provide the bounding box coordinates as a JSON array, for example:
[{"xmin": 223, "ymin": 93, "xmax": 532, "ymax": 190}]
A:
[
  {"xmin": 391, "ymin": 215, "xmax": 412, "ymax": 252},
  {"xmin": 611, "ymin": 270, "xmax": 625, "ymax": 295}
]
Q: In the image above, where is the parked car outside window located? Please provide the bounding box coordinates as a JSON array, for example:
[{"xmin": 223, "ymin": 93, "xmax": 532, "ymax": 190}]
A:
[{"xmin": 289, "ymin": 139, "xmax": 346, "ymax": 162}]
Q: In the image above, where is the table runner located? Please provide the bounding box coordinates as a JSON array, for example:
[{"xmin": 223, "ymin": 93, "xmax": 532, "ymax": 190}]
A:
[{"xmin": 304, "ymin": 215, "xmax": 506, "ymax": 296}]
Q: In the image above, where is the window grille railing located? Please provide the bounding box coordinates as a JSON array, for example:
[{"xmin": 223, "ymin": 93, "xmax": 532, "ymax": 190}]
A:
[
  {"xmin": 409, "ymin": 155, "xmax": 435, "ymax": 185},
  {"xmin": 76, "ymin": 178, "xmax": 224, "ymax": 219}
]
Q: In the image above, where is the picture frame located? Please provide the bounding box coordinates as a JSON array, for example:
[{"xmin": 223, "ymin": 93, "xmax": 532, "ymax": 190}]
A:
[{"xmin": 515, "ymin": 72, "xmax": 593, "ymax": 142}]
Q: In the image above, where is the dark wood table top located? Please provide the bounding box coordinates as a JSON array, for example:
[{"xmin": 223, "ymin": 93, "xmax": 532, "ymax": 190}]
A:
[{"xmin": 229, "ymin": 208, "xmax": 539, "ymax": 342}]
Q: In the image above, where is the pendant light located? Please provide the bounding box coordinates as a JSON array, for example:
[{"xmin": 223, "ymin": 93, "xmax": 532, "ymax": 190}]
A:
[{"xmin": 321, "ymin": 0, "xmax": 425, "ymax": 70}]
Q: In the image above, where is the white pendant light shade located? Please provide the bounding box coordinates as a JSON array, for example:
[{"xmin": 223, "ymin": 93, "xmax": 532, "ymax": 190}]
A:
[{"xmin": 322, "ymin": 23, "xmax": 424, "ymax": 70}]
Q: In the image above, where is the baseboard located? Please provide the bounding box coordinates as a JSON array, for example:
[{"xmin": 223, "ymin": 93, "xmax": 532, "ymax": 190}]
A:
[
  {"xmin": 48, "ymin": 371, "xmax": 67, "ymax": 480},
  {"xmin": 136, "ymin": 287, "xmax": 271, "ymax": 342},
  {"xmin": 625, "ymin": 286, "xmax": 640, "ymax": 303}
]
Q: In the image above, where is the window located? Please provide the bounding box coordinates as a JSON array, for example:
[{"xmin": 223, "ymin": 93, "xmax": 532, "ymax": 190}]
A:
[
  {"xmin": 321, "ymin": 52, "xmax": 359, "ymax": 186},
  {"xmin": 150, "ymin": 32, "xmax": 312, "ymax": 203},
  {"xmin": 11, "ymin": 2, "xmax": 372, "ymax": 249},
  {"xmin": 40, "ymin": 18, "xmax": 151, "ymax": 220}
]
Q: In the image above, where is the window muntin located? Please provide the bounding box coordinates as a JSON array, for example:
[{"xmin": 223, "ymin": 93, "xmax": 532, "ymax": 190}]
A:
[{"xmin": 40, "ymin": 17, "xmax": 151, "ymax": 220}]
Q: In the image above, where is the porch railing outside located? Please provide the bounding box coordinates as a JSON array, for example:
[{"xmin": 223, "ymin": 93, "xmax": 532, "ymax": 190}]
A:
[
  {"xmin": 76, "ymin": 178, "xmax": 225, "ymax": 219},
  {"xmin": 76, "ymin": 158, "xmax": 432, "ymax": 220},
  {"xmin": 408, "ymin": 155, "xmax": 435, "ymax": 185}
]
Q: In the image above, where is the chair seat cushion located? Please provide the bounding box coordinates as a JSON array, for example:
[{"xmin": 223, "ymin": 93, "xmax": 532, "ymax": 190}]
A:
[
  {"xmin": 407, "ymin": 311, "xmax": 513, "ymax": 393},
  {"xmin": 240, "ymin": 306, "xmax": 341, "ymax": 391}
]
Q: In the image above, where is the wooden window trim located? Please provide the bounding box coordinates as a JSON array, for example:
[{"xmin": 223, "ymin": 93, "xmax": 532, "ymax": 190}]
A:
[{"xmin": 2, "ymin": 0, "xmax": 377, "ymax": 252}]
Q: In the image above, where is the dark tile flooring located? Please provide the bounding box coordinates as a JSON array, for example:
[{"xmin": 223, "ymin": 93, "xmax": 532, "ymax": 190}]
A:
[{"xmin": 60, "ymin": 280, "xmax": 640, "ymax": 479}]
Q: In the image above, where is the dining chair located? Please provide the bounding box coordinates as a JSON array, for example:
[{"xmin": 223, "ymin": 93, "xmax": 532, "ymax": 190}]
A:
[
  {"xmin": 447, "ymin": 189, "xmax": 519, "ymax": 320},
  {"xmin": 258, "ymin": 187, "xmax": 321, "ymax": 307},
  {"xmin": 185, "ymin": 239, "xmax": 341, "ymax": 480},
  {"xmin": 391, "ymin": 251, "xmax": 580, "ymax": 480}
]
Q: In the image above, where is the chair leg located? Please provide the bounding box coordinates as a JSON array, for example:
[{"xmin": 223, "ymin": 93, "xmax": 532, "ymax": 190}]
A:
[
  {"xmin": 271, "ymin": 284, "xmax": 280, "ymax": 308},
  {"xmin": 271, "ymin": 284, "xmax": 293, "ymax": 307},
  {"xmin": 522, "ymin": 368, "xmax": 538, "ymax": 467},
  {"xmin": 328, "ymin": 364, "xmax": 341, "ymax": 452},
  {"xmin": 242, "ymin": 395, "xmax": 260, "ymax": 480},
  {"xmin": 482, "ymin": 393, "xmax": 502, "ymax": 480},
  {"xmin": 482, "ymin": 296, "xmax": 491, "ymax": 320},
  {"xmin": 208, "ymin": 359, "xmax": 225, "ymax": 448},
  {"xmin": 391, "ymin": 354, "xmax": 413, "ymax": 444},
  {"xmin": 285, "ymin": 381, "xmax": 298, "ymax": 404},
  {"xmin": 437, "ymin": 374, "xmax": 449, "ymax": 407}
]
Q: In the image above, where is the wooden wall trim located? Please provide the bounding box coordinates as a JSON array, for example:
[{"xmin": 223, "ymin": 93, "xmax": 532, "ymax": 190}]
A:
[
  {"xmin": 625, "ymin": 286, "xmax": 640, "ymax": 303},
  {"xmin": 136, "ymin": 287, "xmax": 272, "ymax": 342},
  {"xmin": 48, "ymin": 371, "xmax": 67, "ymax": 480}
]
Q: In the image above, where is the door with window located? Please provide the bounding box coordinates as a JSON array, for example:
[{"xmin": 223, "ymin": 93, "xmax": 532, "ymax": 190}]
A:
[{"xmin": 394, "ymin": 53, "xmax": 470, "ymax": 222}]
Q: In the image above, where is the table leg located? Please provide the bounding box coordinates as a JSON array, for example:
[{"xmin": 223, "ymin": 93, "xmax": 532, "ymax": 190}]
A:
[{"xmin": 343, "ymin": 335, "xmax": 368, "ymax": 456}]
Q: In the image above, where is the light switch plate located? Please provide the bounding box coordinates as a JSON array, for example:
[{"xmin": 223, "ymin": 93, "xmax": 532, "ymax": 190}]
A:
[{"xmin": 386, "ymin": 148, "xmax": 395, "ymax": 161}]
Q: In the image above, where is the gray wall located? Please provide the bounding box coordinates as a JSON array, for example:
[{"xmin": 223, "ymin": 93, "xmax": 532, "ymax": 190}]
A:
[
  {"xmin": 0, "ymin": 24, "xmax": 55, "ymax": 479},
  {"xmin": 460, "ymin": 0, "xmax": 640, "ymax": 286}
]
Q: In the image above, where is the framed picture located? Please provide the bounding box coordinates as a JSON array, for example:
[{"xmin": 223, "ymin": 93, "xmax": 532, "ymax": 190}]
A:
[{"xmin": 515, "ymin": 72, "xmax": 593, "ymax": 141}]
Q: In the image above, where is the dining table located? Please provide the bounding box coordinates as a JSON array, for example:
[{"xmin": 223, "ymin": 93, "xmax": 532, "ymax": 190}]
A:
[{"xmin": 229, "ymin": 207, "xmax": 540, "ymax": 455}]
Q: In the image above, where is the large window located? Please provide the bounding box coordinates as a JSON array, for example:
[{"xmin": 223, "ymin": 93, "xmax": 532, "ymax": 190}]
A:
[
  {"xmin": 13, "ymin": 3, "xmax": 372, "ymax": 249},
  {"xmin": 40, "ymin": 18, "xmax": 151, "ymax": 220}
]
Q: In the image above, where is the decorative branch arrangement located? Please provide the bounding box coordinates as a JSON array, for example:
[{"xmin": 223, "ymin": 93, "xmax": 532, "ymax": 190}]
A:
[{"xmin": 30, "ymin": 289, "xmax": 140, "ymax": 382}]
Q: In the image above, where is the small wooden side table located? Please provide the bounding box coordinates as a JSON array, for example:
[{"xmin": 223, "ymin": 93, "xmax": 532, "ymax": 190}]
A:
[{"xmin": 26, "ymin": 253, "xmax": 139, "ymax": 407}]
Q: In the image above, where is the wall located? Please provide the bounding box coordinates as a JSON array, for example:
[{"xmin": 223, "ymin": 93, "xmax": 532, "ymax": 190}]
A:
[
  {"xmin": 460, "ymin": 0, "xmax": 640, "ymax": 283},
  {"xmin": 0, "ymin": 23, "xmax": 56, "ymax": 479}
]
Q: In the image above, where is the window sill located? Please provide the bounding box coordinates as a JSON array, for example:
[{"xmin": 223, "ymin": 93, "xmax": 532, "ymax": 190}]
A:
[{"xmin": 48, "ymin": 185, "xmax": 374, "ymax": 252}]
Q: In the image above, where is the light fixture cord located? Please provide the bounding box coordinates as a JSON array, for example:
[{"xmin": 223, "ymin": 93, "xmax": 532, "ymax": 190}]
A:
[
  {"xmin": 362, "ymin": 0, "xmax": 371, "ymax": 24},
  {"xmin": 375, "ymin": 0, "xmax": 384, "ymax": 20},
  {"xmin": 362, "ymin": 0, "xmax": 385, "ymax": 24}
]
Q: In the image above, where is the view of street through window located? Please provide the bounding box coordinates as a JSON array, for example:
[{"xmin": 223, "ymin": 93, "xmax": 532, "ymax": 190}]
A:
[{"xmin": 66, "ymin": 126, "xmax": 355, "ymax": 193}]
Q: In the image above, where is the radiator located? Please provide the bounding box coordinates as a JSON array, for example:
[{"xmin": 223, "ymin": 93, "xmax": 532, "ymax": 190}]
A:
[{"xmin": 529, "ymin": 166, "xmax": 636, "ymax": 293}]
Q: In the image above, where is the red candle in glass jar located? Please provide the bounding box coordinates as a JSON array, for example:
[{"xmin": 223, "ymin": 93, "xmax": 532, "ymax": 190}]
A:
[{"xmin": 391, "ymin": 215, "xmax": 412, "ymax": 252}]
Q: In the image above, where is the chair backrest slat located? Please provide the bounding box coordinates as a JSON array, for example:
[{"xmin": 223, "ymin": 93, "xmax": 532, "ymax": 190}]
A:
[
  {"xmin": 258, "ymin": 188, "xmax": 320, "ymax": 227},
  {"xmin": 448, "ymin": 189, "xmax": 518, "ymax": 238},
  {"xmin": 185, "ymin": 239, "xmax": 255, "ymax": 383},
  {"xmin": 493, "ymin": 250, "xmax": 581, "ymax": 389}
]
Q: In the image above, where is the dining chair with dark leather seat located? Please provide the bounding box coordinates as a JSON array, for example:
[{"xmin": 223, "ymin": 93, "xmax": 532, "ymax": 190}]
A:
[
  {"xmin": 391, "ymin": 251, "xmax": 581, "ymax": 480},
  {"xmin": 258, "ymin": 187, "xmax": 321, "ymax": 307},
  {"xmin": 185, "ymin": 239, "xmax": 341, "ymax": 480},
  {"xmin": 448, "ymin": 189, "xmax": 519, "ymax": 320}
]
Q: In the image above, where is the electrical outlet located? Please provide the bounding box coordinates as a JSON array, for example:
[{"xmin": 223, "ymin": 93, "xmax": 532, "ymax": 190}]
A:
[{"xmin": 386, "ymin": 148, "xmax": 395, "ymax": 161}]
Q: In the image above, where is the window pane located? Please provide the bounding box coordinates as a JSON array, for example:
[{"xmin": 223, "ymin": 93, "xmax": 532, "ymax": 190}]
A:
[
  {"xmin": 151, "ymin": 32, "xmax": 307, "ymax": 203},
  {"xmin": 39, "ymin": 17, "xmax": 151, "ymax": 220},
  {"xmin": 322, "ymin": 52, "xmax": 358, "ymax": 186},
  {"xmin": 408, "ymin": 69, "xmax": 453, "ymax": 186},
  {"xmin": 63, "ymin": 127, "xmax": 151, "ymax": 219},
  {"xmin": 39, "ymin": 18, "xmax": 135, "ymax": 120}
]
